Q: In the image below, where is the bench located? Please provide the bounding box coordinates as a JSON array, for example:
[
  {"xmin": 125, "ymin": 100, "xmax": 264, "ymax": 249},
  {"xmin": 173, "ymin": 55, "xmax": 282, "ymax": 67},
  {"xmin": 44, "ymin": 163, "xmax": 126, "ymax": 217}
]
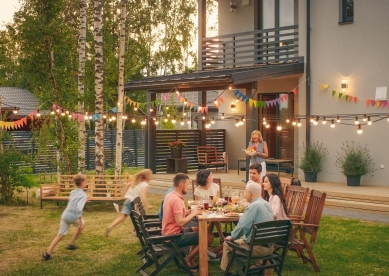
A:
[
  {"xmin": 40, "ymin": 174, "xmax": 129, "ymax": 209},
  {"xmin": 197, "ymin": 146, "xmax": 228, "ymax": 172}
]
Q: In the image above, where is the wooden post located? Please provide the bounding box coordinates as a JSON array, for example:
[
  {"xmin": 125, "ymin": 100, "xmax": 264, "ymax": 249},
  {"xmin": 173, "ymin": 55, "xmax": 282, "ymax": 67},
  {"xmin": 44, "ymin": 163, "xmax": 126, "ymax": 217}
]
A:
[
  {"xmin": 245, "ymin": 84, "xmax": 258, "ymax": 182},
  {"xmin": 146, "ymin": 92, "xmax": 156, "ymax": 172},
  {"xmin": 197, "ymin": 0, "xmax": 206, "ymax": 71}
]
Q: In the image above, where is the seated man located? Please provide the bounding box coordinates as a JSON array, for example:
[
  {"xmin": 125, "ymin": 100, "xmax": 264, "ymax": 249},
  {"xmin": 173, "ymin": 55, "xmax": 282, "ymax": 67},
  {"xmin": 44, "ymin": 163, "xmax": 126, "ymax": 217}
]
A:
[
  {"xmin": 246, "ymin": 162, "xmax": 262, "ymax": 185},
  {"xmin": 220, "ymin": 182, "xmax": 274, "ymax": 272},
  {"xmin": 162, "ymin": 173, "xmax": 214, "ymax": 270}
]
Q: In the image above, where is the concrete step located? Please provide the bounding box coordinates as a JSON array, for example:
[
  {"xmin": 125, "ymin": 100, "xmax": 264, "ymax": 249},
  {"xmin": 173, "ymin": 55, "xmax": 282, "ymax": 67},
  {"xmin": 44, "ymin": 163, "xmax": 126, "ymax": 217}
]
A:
[{"xmin": 325, "ymin": 198, "xmax": 389, "ymax": 214}]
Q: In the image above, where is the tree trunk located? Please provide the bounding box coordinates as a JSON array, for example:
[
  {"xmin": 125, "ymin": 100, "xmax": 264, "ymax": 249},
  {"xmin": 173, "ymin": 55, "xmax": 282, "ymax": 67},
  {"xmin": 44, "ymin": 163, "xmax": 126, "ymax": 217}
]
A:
[
  {"xmin": 78, "ymin": 0, "xmax": 87, "ymax": 173},
  {"xmin": 94, "ymin": 0, "xmax": 104, "ymax": 175},
  {"xmin": 115, "ymin": 0, "xmax": 127, "ymax": 176}
]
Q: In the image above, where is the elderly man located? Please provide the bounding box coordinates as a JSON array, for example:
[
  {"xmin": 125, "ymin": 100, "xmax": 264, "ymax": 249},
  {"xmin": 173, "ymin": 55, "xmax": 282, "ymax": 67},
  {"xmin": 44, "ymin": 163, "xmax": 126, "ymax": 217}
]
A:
[{"xmin": 220, "ymin": 182, "xmax": 274, "ymax": 272}]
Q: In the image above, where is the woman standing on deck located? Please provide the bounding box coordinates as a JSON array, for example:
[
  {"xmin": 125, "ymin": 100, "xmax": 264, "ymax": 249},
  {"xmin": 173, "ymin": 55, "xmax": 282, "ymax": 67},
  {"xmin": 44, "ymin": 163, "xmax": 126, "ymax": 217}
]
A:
[{"xmin": 246, "ymin": 130, "xmax": 268, "ymax": 180}]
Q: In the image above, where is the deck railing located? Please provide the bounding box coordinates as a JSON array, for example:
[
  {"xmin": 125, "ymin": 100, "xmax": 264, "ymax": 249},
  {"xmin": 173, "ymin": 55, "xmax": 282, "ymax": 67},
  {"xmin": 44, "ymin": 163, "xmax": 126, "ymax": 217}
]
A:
[{"xmin": 202, "ymin": 25, "xmax": 299, "ymax": 70}]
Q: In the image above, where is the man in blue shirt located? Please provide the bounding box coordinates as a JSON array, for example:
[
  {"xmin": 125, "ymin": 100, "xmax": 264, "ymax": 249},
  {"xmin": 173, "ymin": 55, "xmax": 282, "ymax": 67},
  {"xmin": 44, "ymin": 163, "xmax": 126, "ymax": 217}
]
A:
[
  {"xmin": 158, "ymin": 186, "xmax": 174, "ymax": 220},
  {"xmin": 220, "ymin": 182, "xmax": 274, "ymax": 271}
]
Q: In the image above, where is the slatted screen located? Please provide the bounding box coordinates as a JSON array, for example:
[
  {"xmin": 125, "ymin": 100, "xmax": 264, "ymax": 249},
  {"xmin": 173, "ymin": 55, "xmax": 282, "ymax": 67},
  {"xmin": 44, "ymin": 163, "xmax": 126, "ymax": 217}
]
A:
[{"xmin": 155, "ymin": 129, "xmax": 226, "ymax": 172}]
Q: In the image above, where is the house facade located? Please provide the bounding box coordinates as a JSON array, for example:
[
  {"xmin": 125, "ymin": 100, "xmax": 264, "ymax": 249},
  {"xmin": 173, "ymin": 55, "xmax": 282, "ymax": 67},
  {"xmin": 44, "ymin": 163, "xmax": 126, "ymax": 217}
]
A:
[{"xmin": 125, "ymin": 0, "xmax": 389, "ymax": 186}]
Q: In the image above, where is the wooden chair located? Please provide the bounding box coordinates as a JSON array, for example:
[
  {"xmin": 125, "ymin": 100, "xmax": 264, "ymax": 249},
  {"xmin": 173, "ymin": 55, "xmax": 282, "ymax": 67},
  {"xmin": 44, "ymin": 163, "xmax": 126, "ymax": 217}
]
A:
[
  {"xmin": 197, "ymin": 146, "xmax": 228, "ymax": 172},
  {"xmin": 191, "ymin": 178, "xmax": 222, "ymax": 200},
  {"xmin": 224, "ymin": 220, "xmax": 292, "ymax": 276},
  {"xmin": 130, "ymin": 210, "xmax": 193, "ymax": 276},
  {"xmin": 289, "ymin": 189, "xmax": 326, "ymax": 272},
  {"xmin": 131, "ymin": 197, "xmax": 160, "ymax": 224},
  {"xmin": 284, "ymin": 185, "xmax": 309, "ymax": 219}
]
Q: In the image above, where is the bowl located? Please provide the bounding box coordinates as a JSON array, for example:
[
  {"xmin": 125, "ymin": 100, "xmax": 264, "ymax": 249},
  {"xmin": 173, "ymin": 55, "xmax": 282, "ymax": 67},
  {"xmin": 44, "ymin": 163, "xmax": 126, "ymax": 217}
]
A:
[{"xmin": 242, "ymin": 149, "xmax": 256, "ymax": 156}]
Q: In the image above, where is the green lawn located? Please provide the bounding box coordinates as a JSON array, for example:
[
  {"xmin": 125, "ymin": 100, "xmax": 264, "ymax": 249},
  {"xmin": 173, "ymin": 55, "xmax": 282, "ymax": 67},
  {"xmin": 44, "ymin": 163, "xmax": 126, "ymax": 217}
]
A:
[{"xmin": 0, "ymin": 193, "xmax": 388, "ymax": 276}]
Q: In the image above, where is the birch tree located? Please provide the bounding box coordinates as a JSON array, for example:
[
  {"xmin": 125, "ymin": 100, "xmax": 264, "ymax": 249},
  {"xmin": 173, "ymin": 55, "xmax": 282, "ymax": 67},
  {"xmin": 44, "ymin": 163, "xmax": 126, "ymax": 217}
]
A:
[
  {"xmin": 115, "ymin": 0, "xmax": 127, "ymax": 176},
  {"xmin": 93, "ymin": 0, "xmax": 104, "ymax": 175},
  {"xmin": 78, "ymin": 0, "xmax": 87, "ymax": 173}
]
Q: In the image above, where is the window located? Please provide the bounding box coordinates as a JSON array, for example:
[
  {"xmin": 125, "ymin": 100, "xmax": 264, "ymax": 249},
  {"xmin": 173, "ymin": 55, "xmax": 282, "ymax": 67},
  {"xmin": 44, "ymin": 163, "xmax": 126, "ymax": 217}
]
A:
[{"xmin": 340, "ymin": 0, "xmax": 354, "ymax": 23}]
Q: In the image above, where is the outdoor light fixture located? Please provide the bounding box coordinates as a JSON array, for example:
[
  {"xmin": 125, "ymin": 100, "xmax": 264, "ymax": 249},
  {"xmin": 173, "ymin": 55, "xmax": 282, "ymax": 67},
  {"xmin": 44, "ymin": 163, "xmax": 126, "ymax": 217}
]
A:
[
  {"xmin": 155, "ymin": 120, "xmax": 159, "ymax": 125},
  {"xmin": 341, "ymin": 79, "xmax": 348, "ymax": 93},
  {"xmin": 61, "ymin": 109, "xmax": 66, "ymax": 116},
  {"xmin": 313, "ymin": 117, "xmax": 319, "ymax": 125},
  {"xmin": 276, "ymin": 121, "xmax": 282, "ymax": 131},
  {"xmin": 363, "ymin": 114, "xmax": 367, "ymax": 121},
  {"xmin": 357, "ymin": 124, "xmax": 362, "ymax": 134},
  {"xmin": 141, "ymin": 118, "xmax": 146, "ymax": 125},
  {"xmin": 180, "ymin": 118, "xmax": 184, "ymax": 126},
  {"xmin": 235, "ymin": 119, "xmax": 240, "ymax": 127},
  {"xmin": 263, "ymin": 117, "xmax": 267, "ymax": 125},
  {"xmin": 286, "ymin": 118, "xmax": 290, "ymax": 123},
  {"xmin": 36, "ymin": 109, "xmax": 41, "ymax": 117},
  {"xmin": 331, "ymin": 119, "xmax": 335, "ymax": 128},
  {"xmin": 336, "ymin": 116, "xmax": 340, "ymax": 123},
  {"xmin": 12, "ymin": 107, "xmax": 18, "ymax": 114},
  {"xmin": 221, "ymin": 113, "xmax": 225, "ymax": 119},
  {"xmin": 134, "ymin": 107, "xmax": 138, "ymax": 111},
  {"xmin": 84, "ymin": 112, "xmax": 89, "ymax": 120},
  {"xmin": 211, "ymin": 117, "xmax": 215, "ymax": 124},
  {"xmin": 202, "ymin": 115, "xmax": 206, "ymax": 120},
  {"xmin": 172, "ymin": 116, "xmax": 176, "ymax": 124},
  {"xmin": 354, "ymin": 116, "xmax": 359, "ymax": 125},
  {"xmin": 149, "ymin": 107, "xmax": 153, "ymax": 112},
  {"xmin": 187, "ymin": 119, "xmax": 191, "ymax": 125},
  {"xmin": 322, "ymin": 117, "xmax": 327, "ymax": 124},
  {"xmin": 230, "ymin": 1, "xmax": 237, "ymax": 12},
  {"xmin": 367, "ymin": 116, "xmax": 372, "ymax": 125},
  {"xmin": 265, "ymin": 123, "xmax": 270, "ymax": 129},
  {"xmin": 50, "ymin": 109, "xmax": 54, "ymax": 115},
  {"xmin": 131, "ymin": 117, "xmax": 136, "ymax": 123},
  {"xmin": 164, "ymin": 117, "xmax": 168, "ymax": 122},
  {"xmin": 205, "ymin": 120, "xmax": 211, "ymax": 128},
  {"xmin": 292, "ymin": 118, "xmax": 296, "ymax": 126},
  {"xmin": 297, "ymin": 119, "xmax": 302, "ymax": 127}
]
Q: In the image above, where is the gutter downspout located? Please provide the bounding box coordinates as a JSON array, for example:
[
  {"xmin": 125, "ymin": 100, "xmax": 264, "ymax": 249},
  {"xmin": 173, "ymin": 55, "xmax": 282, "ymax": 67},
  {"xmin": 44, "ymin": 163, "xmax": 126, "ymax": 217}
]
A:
[{"xmin": 306, "ymin": 0, "xmax": 311, "ymax": 143}]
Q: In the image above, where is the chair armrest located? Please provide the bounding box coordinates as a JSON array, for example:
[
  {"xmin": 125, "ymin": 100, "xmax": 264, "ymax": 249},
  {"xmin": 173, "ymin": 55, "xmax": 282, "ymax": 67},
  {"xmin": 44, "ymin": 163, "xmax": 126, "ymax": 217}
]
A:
[
  {"xmin": 146, "ymin": 233, "xmax": 183, "ymax": 243},
  {"xmin": 226, "ymin": 240, "xmax": 250, "ymax": 254}
]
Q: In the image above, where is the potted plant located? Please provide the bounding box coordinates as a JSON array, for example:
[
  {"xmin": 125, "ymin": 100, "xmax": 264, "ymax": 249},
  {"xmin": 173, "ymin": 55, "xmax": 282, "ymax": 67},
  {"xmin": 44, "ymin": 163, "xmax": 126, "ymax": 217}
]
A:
[
  {"xmin": 168, "ymin": 140, "xmax": 186, "ymax": 158},
  {"xmin": 299, "ymin": 141, "xmax": 328, "ymax": 182},
  {"xmin": 335, "ymin": 141, "xmax": 375, "ymax": 186}
]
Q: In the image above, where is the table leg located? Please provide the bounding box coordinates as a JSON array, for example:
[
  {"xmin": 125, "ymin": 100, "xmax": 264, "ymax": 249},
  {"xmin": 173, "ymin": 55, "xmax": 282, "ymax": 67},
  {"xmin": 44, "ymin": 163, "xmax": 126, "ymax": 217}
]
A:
[{"xmin": 198, "ymin": 219, "xmax": 208, "ymax": 276}]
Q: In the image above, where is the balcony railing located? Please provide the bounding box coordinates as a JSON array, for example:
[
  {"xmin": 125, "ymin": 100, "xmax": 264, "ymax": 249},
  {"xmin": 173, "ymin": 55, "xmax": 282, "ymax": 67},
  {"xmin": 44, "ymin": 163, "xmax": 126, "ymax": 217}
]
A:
[{"xmin": 202, "ymin": 25, "xmax": 300, "ymax": 70}]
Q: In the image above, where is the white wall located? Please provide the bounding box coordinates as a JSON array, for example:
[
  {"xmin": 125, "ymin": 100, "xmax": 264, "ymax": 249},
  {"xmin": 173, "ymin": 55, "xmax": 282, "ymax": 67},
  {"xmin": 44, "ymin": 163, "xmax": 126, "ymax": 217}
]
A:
[
  {"xmin": 218, "ymin": 0, "xmax": 255, "ymax": 36},
  {"xmin": 305, "ymin": 0, "xmax": 389, "ymax": 185}
]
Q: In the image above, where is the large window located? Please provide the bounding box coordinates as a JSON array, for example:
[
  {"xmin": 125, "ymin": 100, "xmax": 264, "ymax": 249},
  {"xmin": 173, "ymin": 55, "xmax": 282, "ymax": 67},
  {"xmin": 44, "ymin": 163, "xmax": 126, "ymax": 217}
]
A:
[{"xmin": 340, "ymin": 0, "xmax": 354, "ymax": 23}]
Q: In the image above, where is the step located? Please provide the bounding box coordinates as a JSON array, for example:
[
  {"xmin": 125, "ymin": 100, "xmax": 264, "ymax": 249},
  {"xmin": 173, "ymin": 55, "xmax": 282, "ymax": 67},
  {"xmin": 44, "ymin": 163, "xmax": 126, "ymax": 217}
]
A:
[
  {"xmin": 325, "ymin": 198, "xmax": 389, "ymax": 214},
  {"xmin": 325, "ymin": 191, "xmax": 389, "ymax": 205}
]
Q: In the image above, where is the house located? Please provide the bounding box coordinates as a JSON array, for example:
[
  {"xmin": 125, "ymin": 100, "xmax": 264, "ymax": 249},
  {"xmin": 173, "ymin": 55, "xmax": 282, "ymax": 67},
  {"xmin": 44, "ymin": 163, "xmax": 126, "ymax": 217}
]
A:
[
  {"xmin": 125, "ymin": 0, "xmax": 389, "ymax": 186},
  {"xmin": 0, "ymin": 87, "xmax": 39, "ymax": 131}
]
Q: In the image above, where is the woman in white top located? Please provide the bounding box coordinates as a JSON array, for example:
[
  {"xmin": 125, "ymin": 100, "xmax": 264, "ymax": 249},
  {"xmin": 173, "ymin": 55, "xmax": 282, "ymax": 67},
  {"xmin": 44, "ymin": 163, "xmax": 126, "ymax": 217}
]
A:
[
  {"xmin": 105, "ymin": 169, "xmax": 153, "ymax": 237},
  {"xmin": 194, "ymin": 170, "xmax": 225, "ymax": 243},
  {"xmin": 262, "ymin": 174, "xmax": 289, "ymax": 220}
]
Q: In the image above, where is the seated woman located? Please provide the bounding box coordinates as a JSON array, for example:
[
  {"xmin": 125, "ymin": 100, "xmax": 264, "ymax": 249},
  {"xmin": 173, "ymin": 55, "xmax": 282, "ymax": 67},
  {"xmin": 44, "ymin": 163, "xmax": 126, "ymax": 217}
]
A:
[
  {"xmin": 194, "ymin": 170, "xmax": 225, "ymax": 246},
  {"xmin": 262, "ymin": 174, "xmax": 289, "ymax": 220}
]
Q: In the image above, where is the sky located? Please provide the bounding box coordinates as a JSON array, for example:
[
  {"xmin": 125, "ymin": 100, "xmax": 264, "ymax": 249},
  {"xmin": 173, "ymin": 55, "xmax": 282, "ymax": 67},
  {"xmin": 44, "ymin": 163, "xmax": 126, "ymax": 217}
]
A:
[{"xmin": 0, "ymin": 0, "xmax": 21, "ymax": 30}]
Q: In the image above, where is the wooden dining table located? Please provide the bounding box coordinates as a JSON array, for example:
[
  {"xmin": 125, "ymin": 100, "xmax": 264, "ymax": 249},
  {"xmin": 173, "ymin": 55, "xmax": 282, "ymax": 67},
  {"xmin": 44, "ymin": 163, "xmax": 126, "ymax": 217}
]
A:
[{"xmin": 198, "ymin": 214, "xmax": 241, "ymax": 276}]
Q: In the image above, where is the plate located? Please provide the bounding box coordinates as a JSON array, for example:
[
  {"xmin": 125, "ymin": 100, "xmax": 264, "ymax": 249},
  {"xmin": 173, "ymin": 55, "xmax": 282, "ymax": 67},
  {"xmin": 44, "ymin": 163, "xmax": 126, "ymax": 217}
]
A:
[
  {"xmin": 225, "ymin": 212, "xmax": 241, "ymax": 217},
  {"xmin": 242, "ymin": 149, "xmax": 256, "ymax": 156}
]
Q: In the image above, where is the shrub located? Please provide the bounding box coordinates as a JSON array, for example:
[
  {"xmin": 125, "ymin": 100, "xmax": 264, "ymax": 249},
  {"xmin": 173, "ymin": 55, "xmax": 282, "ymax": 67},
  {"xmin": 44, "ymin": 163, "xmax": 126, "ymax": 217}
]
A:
[
  {"xmin": 299, "ymin": 141, "xmax": 328, "ymax": 174},
  {"xmin": 335, "ymin": 141, "xmax": 375, "ymax": 177}
]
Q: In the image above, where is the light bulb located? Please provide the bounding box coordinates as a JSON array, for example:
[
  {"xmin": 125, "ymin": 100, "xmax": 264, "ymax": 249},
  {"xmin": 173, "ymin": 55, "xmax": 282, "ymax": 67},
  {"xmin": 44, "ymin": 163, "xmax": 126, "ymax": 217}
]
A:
[
  {"xmin": 164, "ymin": 117, "xmax": 168, "ymax": 122},
  {"xmin": 166, "ymin": 106, "xmax": 169, "ymax": 110},
  {"xmin": 367, "ymin": 117, "xmax": 372, "ymax": 125},
  {"xmin": 141, "ymin": 118, "xmax": 146, "ymax": 125},
  {"xmin": 152, "ymin": 117, "xmax": 156, "ymax": 121},
  {"xmin": 187, "ymin": 119, "xmax": 191, "ymax": 125},
  {"xmin": 330, "ymin": 119, "xmax": 335, "ymax": 128},
  {"xmin": 108, "ymin": 118, "xmax": 112, "ymax": 122},
  {"xmin": 221, "ymin": 113, "xmax": 225, "ymax": 119},
  {"xmin": 336, "ymin": 116, "xmax": 340, "ymax": 123},
  {"xmin": 322, "ymin": 117, "xmax": 327, "ymax": 124},
  {"xmin": 131, "ymin": 118, "xmax": 135, "ymax": 123},
  {"xmin": 363, "ymin": 114, "xmax": 367, "ymax": 121},
  {"xmin": 183, "ymin": 112, "xmax": 187, "ymax": 116},
  {"xmin": 167, "ymin": 114, "xmax": 170, "ymax": 117},
  {"xmin": 313, "ymin": 117, "xmax": 318, "ymax": 126},
  {"xmin": 65, "ymin": 110, "xmax": 69, "ymax": 115},
  {"xmin": 88, "ymin": 115, "xmax": 92, "ymax": 120},
  {"xmin": 357, "ymin": 124, "xmax": 362, "ymax": 134},
  {"xmin": 149, "ymin": 108, "xmax": 153, "ymax": 112},
  {"xmin": 310, "ymin": 117, "xmax": 314, "ymax": 123},
  {"xmin": 286, "ymin": 118, "xmax": 290, "ymax": 123},
  {"xmin": 172, "ymin": 116, "xmax": 176, "ymax": 124},
  {"xmin": 235, "ymin": 119, "xmax": 240, "ymax": 127},
  {"xmin": 84, "ymin": 113, "xmax": 89, "ymax": 120},
  {"xmin": 155, "ymin": 120, "xmax": 159, "ymax": 125},
  {"xmin": 202, "ymin": 115, "xmax": 206, "ymax": 120},
  {"xmin": 354, "ymin": 116, "xmax": 359, "ymax": 125},
  {"xmin": 50, "ymin": 109, "xmax": 54, "ymax": 115},
  {"xmin": 134, "ymin": 107, "xmax": 138, "ymax": 111},
  {"xmin": 211, "ymin": 117, "xmax": 215, "ymax": 124},
  {"xmin": 297, "ymin": 119, "xmax": 301, "ymax": 127},
  {"xmin": 277, "ymin": 122, "xmax": 282, "ymax": 131},
  {"xmin": 180, "ymin": 118, "xmax": 184, "ymax": 125},
  {"xmin": 265, "ymin": 123, "xmax": 270, "ymax": 129},
  {"xmin": 112, "ymin": 116, "xmax": 116, "ymax": 121},
  {"xmin": 292, "ymin": 118, "xmax": 296, "ymax": 126},
  {"xmin": 103, "ymin": 115, "xmax": 107, "ymax": 119}
]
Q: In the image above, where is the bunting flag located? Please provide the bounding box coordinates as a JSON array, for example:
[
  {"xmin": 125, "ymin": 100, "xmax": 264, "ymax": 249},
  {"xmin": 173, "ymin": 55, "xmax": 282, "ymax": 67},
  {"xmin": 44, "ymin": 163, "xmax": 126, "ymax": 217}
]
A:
[
  {"xmin": 319, "ymin": 83, "xmax": 330, "ymax": 89},
  {"xmin": 332, "ymin": 90, "xmax": 336, "ymax": 97}
]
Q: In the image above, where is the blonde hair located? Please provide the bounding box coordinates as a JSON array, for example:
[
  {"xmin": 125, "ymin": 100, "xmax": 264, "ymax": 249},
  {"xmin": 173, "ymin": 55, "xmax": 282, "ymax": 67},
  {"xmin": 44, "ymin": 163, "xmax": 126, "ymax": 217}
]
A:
[
  {"xmin": 130, "ymin": 169, "xmax": 152, "ymax": 187},
  {"xmin": 250, "ymin": 130, "xmax": 263, "ymax": 143}
]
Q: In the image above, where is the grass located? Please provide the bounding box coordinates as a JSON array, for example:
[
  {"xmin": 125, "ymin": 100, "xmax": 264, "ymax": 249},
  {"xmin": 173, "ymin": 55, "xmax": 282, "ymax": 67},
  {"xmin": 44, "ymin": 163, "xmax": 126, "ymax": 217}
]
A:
[{"xmin": 1, "ymin": 193, "xmax": 388, "ymax": 276}]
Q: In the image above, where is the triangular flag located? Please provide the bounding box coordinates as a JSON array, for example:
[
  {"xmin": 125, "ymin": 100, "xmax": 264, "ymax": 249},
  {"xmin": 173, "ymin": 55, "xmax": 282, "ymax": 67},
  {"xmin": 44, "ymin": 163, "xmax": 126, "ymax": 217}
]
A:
[
  {"xmin": 72, "ymin": 113, "xmax": 77, "ymax": 120},
  {"xmin": 254, "ymin": 101, "xmax": 260, "ymax": 108},
  {"xmin": 291, "ymin": 88, "xmax": 297, "ymax": 95},
  {"xmin": 244, "ymin": 96, "xmax": 249, "ymax": 104},
  {"xmin": 354, "ymin": 97, "xmax": 358, "ymax": 103},
  {"xmin": 386, "ymin": 102, "xmax": 389, "ymax": 108},
  {"xmin": 78, "ymin": 114, "xmax": 83, "ymax": 122},
  {"xmin": 370, "ymin": 100, "xmax": 376, "ymax": 107},
  {"xmin": 319, "ymin": 84, "xmax": 323, "ymax": 90},
  {"xmin": 348, "ymin": 96, "xmax": 353, "ymax": 102},
  {"xmin": 376, "ymin": 101, "xmax": 381, "ymax": 108},
  {"xmin": 332, "ymin": 90, "xmax": 336, "ymax": 97},
  {"xmin": 22, "ymin": 117, "xmax": 27, "ymax": 125},
  {"xmin": 366, "ymin": 99, "xmax": 370, "ymax": 106},
  {"xmin": 276, "ymin": 98, "xmax": 281, "ymax": 104},
  {"xmin": 345, "ymin": 95, "xmax": 349, "ymax": 101},
  {"xmin": 266, "ymin": 101, "xmax": 271, "ymax": 107},
  {"xmin": 197, "ymin": 106, "xmax": 202, "ymax": 113},
  {"xmin": 284, "ymin": 94, "xmax": 288, "ymax": 100},
  {"xmin": 190, "ymin": 103, "xmax": 194, "ymax": 109},
  {"xmin": 204, "ymin": 106, "xmax": 208, "ymax": 113},
  {"xmin": 0, "ymin": 121, "xmax": 4, "ymax": 129},
  {"xmin": 214, "ymin": 101, "xmax": 219, "ymax": 108},
  {"xmin": 193, "ymin": 106, "xmax": 197, "ymax": 112},
  {"xmin": 322, "ymin": 84, "xmax": 329, "ymax": 89},
  {"xmin": 218, "ymin": 96, "xmax": 224, "ymax": 103},
  {"xmin": 111, "ymin": 107, "xmax": 118, "ymax": 113},
  {"xmin": 381, "ymin": 101, "xmax": 387, "ymax": 108},
  {"xmin": 179, "ymin": 96, "xmax": 184, "ymax": 103},
  {"xmin": 338, "ymin": 93, "xmax": 343, "ymax": 99},
  {"xmin": 234, "ymin": 89, "xmax": 239, "ymax": 96},
  {"xmin": 249, "ymin": 99, "xmax": 254, "ymax": 107}
]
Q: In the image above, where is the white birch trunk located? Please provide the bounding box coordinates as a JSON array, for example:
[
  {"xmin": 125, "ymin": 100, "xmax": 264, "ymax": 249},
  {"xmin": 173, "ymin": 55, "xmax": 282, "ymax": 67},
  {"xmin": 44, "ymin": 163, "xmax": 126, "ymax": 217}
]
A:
[
  {"xmin": 115, "ymin": 0, "xmax": 127, "ymax": 176},
  {"xmin": 94, "ymin": 0, "xmax": 104, "ymax": 175},
  {"xmin": 78, "ymin": 0, "xmax": 87, "ymax": 173}
]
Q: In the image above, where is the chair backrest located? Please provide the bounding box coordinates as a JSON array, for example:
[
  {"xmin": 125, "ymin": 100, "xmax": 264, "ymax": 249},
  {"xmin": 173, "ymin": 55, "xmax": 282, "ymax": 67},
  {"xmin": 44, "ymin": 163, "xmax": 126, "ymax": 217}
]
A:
[
  {"xmin": 279, "ymin": 177, "xmax": 292, "ymax": 195},
  {"xmin": 130, "ymin": 196, "xmax": 147, "ymax": 218},
  {"xmin": 250, "ymin": 220, "xmax": 292, "ymax": 247},
  {"xmin": 197, "ymin": 146, "xmax": 218, "ymax": 163},
  {"xmin": 191, "ymin": 178, "xmax": 222, "ymax": 200},
  {"xmin": 284, "ymin": 185, "xmax": 309, "ymax": 217},
  {"xmin": 303, "ymin": 189, "xmax": 326, "ymax": 243},
  {"xmin": 129, "ymin": 210, "xmax": 148, "ymax": 249}
]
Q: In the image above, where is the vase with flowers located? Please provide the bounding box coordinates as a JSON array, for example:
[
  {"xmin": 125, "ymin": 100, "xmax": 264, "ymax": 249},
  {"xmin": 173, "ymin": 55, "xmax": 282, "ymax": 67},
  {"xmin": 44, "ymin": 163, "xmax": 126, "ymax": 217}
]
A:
[{"xmin": 168, "ymin": 140, "xmax": 186, "ymax": 158}]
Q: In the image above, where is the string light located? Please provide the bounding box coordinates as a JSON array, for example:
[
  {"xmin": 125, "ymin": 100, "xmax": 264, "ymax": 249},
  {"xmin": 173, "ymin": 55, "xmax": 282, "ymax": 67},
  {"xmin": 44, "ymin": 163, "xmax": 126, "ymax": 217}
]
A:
[
  {"xmin": 13, "ymin": 107, "xmax": 18, "ymax": 114},
  {"xmin": 183, "ymin": 112, "xmax": 187, "ymax": 116},
  {"xmin": 134, "ymin": 107, "xmax": 138, "ymax": 111},
  {"xmin": 149, "ymin": 107, "xmax": 153, "ymax": 112},
  {"xmin": 187, "ymin": 119, "xmax": 191, "ymax": 125},
  {"xmin": 322, "ymin": 117, "xmax": 327, "ymax": 124},
  {"xmin": 357, "ymin": 124, "xmax": 362, "ymax": 134},
  {"xmin": 141, "ymin": 118, "xmax": 146, "ymax": 125},
  {"xmin": 240, "ymin": 116, "xmax": 244, "ymax": 126},
  {"xmin": 211, "ymin": 117, "xmax": 215, "ymax": 124},
  {"xmin": 50, "ymin": 109, "xmax": 55, "ymax": 115},
  {"xmin": 103, "ymin": 114, "xmax": 107, "ymax": 119},
  {"xmin": 36, "ymin": 109, "xmax": 41, "ymax": 117},
  {"xmin": 112, "ymin": 116, "xmax": 116, "ymax": 121},
  {"xmin": 172, "ymin": 116, "xmax": 176, "ymax": 124},
  {"xmin": 310, "ymin": 117, "xmax": 314, "ymax": 123},
  {"xmin": 65, "ymin": 110, "xmax": 69, "ymax": 115},
  {"xmin": 122, "ymin": 115, "xmax": 128, "ymax": 120},
  {"xmin": 330, "ymin": 119, "xmax": 335, "ymax": 128},
  {"xmin": 354, "ymin": 116, "xmax": 359, "ymax": 125},
  {"xmin": 166, "ymin": 106, "xmax": 169, "ymax": 110},
  {"xmin": 297, "ymin": 119, "xmax": 301, "ymax": 127},
  {"xmin": 336, "ymin": 116, "xmax": 340, "ymax": 123},
  {"xmin": 61, "ymin": 109, "xmax": 66, "ymax": 116},
  {"xmin": 265, "ymin": 123, "xmax": 270, "ymax": 129},
  {"xmin": 235, "ymin": 119, "xmax": 240, "ymax": 127},
  {"xmin": 205, "ymin": 120, "xmax": 211, "ymax": 128},
  {"xmin": 180, "ymin": 118, "xmax": 184, "ymax": 125},
  {"xmin": 221, "ymin": 113, "xmax": 225, "ymax": 119},
  {"xmin": 84, "ymin": 112, "xmax": 89, "ymax": 120},
  {"xmin": 164, "ymin": 117, "xmax": 168, "ymax": 122},
  {"xmin": 88, "ymin": 115, "xmax": 92, "ymax": 120},
  {"xmin": 286, "ymin": 118, "xmax": 290, "ymax": 123},
  {"xmin": 263, "ymin": 117, "xmax": 267, "ymax": 125},
  {"xmin": 152, "ymin": 117, "xmax": 156, "ymax": 121},
  {"xmin": 131, "ymin": 117, "xmax": 136, "ymax": 123},
  {"xmin": 277, "ymin": 121, "xmax": 282, "ymax": 131},
  {"xmin": 202, "ymin": 115, "xmax": 206, "ymax": 120},
  {"xmin": 363, "ymin": 114, "xmax": 367, "ymax": 121},
  {"xmin": 167, "ymin": 114, "xmax": 170, "ymax": 117},
  {"xmin": 108, "ymin": 118, "xmax": 112, "ymax": 122},
  {"xmin": 367, "ymin": 116, "xmax": 372, "ymax": 125},
  {"xmin": 292, "ymin": 118, "xmax": 296, "ymax": 126},
  {"xmin": 313, "ymin": 117, "xmax": 319, "ymax": 125},
  {"xmin": 155, "ymin": 120, "xmax": 159, "ymax": 125},
  {"xmin": 68, "ymin": 114, "xmax": 72, "ymax": 119}
]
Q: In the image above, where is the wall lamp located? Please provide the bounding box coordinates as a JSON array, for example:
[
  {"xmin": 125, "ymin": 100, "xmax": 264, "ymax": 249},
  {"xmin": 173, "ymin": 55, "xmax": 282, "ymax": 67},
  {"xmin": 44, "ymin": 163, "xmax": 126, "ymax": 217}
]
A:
[
  {"xmin": 341, "ymin": 79, "xmax": 348, "ymax": 93},
  {"xmin": 230, "ymin": 1, "xmax": 237, "ymax": 12},
  {"xmin": 231, "ymin": 103, "xmax": 236, "ymax": 111}
]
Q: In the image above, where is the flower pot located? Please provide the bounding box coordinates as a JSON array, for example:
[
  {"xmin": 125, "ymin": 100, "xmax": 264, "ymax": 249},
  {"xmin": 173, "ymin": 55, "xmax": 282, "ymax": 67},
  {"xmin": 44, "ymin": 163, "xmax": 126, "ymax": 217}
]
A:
[
  {"xmin": 171, "ymin": 148, "xmax": 182, "ymax": 158},
  {"xmin": 304, "ymin": 171, "xmax": 317, "ymax": 182},
  {"xmin": 346, "ymin": 176, "xmax": 361, "ymax": 186}
]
